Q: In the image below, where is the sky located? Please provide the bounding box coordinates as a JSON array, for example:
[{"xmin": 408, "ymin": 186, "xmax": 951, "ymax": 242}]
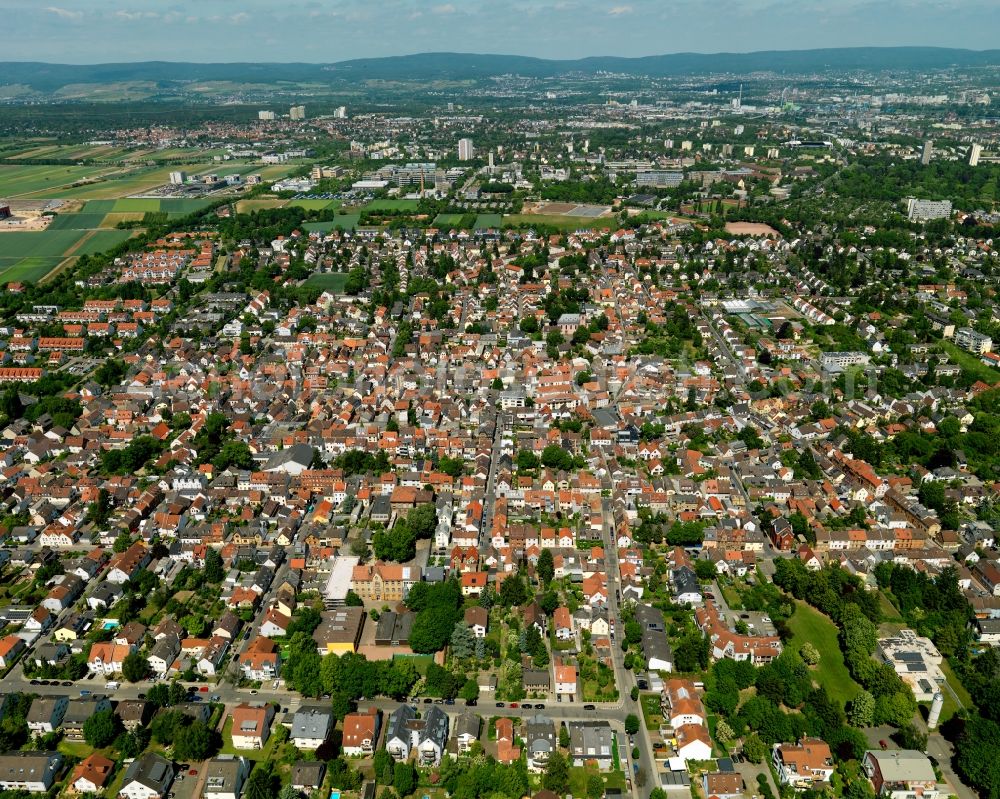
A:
[{"xmin": 4, "ymin": 0, "xmax": 999, "ymax": 63}]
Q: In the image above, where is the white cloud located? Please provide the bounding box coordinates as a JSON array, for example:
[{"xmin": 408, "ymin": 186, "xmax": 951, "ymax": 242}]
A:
[
  {"xmin": 608, "ymin": 5, "xmax": 633, "ymax": 15},
  {"xmin": 432, "ymin": 3, "xmax": 456, "ymax": 13},
  {"xmin": 43, "ymin": 6, "xmax": 83, "ymax": 20},
  {"xmin": 231, "ymin": 11, "xmax": 250, "ymax": 23}
]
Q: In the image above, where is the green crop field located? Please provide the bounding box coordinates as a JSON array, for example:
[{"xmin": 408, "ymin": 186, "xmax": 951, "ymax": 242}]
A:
[
  {"xmin": 0, "ymin": 229, "xmax": 88, "ymax": 258},
  {"xmin": 787, "ymin": 600, "xmax": 860, "ymax": 705},
  {"xmin": 303, "ymin": 273, "xmax": 348, "ymax": 292},
  {"xmin": 80, "ymin": 200, "xmax": 117, "ymax": 215},
  {"xmin": 45, "ymin": 212, "xmax": 108, "ymax": 230},
  {"xmin": 110, "ymin": 198, "xmax": 161, "ymax": 213},
  {"xmin": 475, "ymin": 213, "xmax": 503, "ymax": 228},
  {"xmin": 0, "ymin": 257, "xmax": 65, "ymax": 284},
  {"xmin": 0, "ymin": 164, "xmax": 121, "ymax": 197},
  {"xmin": 365, "ymin": 198, "xmax": 420, "ymax": 211},
  {"xmin": 433, "ymin": 213, "xmax": 466, "ymax": 227},
  {"xmin": 75, "ymin": 230, "xmax": 132, "ymax": 255}
]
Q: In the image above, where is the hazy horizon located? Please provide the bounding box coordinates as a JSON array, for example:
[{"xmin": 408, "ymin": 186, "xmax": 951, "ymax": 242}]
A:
[{"xmin": 6, "ymin": 0, "xmax": 1000, "ymax": 64}]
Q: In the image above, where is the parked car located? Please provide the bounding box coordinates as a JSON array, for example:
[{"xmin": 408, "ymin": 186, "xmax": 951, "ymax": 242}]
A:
[
  {"xmin": 509, "ymin": 703, "xmax": 519, "ymax": 709},
  {"xmin": 584, "ymin": 704, "xmax": 596, "ymax": 710},
  {"xmin": 496, "ymin": 702, "xmax": 505, "ymax": 708},
  {"xmin": 535, "ymin": 704, "xmax": 545, "ymax": 709},
  {"xmin": 445, "ymin": 699, "xmax": 455, "ymax": 705},
  {"xmin": 423, "ymin": 698, "xmax": 433, "ymax": 704}
]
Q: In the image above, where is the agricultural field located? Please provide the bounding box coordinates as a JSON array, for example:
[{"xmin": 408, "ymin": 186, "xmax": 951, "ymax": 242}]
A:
[
  {"xmin": 74, "ymin": 229, "xmax": 132, "ymax": 255},
  {"xmin": 45, "ymin": 212, "xmax": 109, "ymax": 230},
  {"xmin": 0, "ymin": 257, "xmax": 65, "ymax": 284},
  {"xmin": 0, "ymin": 164, "xmax": 121, "ymax": 197},
  {"xmin": 0, "ymin": 229, "xmax": 89, "ymax": 258}
]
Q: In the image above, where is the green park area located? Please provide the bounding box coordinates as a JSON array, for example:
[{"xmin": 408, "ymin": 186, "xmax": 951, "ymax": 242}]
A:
[{"xmin": 787, "ymin": 600, "xmax": 860, "ymax": 705}]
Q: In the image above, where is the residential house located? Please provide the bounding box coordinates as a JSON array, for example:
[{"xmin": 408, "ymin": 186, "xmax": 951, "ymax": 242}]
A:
[
  {"xmin": 203, "ymin": 757, "xmax": 251, "ymax": 799},
  {"xmin": 568, "ymin": 721, "xmax": 615, "ymax": 770},
  {"xmin": 526, "ymin": 714, "xmax": 557, "ymax": 772},
  {"xmin": 863, "ymin": 750, "xmax": 939, "ymax": 799},
  {"xmin": 26, "ymin": 696, "xmax": 68, "ymax": 734},
  {"xmin": 342, "ymin": 708, "xmax": 381, "ymax": 757},
  {"xmin": 229, "ymin": 704, "xmax": 275, "ymax": 750},
  {"xmin": 773, "ymin": 738, "xmax": 835, "ymax": 790},
  {"xmin": 118, "ymin": 753, "xmax": 174, "ymax": 799},
  {"xmin": 0, "ymin": 752, "xmax": 64, "ymax": 793},
  {"xmin": 453, "ymin": 712, "xmax": 480, "ymax": 754},
  {"xmin": 71, "ymin": 753, "xmax": 116, "ymax": 794},
  {"xmin": 290, "ymin": 706, "xmax": 333, "ymax": 750},
  {"xmin": 385, "ymin": 705, "xmax": 417, "ymax": 761}
]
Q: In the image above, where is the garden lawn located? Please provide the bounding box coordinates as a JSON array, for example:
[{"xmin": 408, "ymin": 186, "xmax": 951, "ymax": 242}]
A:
[
  {"xmin": 939, "ymin": 341, "xmax": 1000, "ymax": 384},
  {"xmin": 640, "ymin": 693, "xmax": 663, "ymax": 730},
  {"xmin": 787, "ymin": 600, "xmax": 860, "ymax": 706}
]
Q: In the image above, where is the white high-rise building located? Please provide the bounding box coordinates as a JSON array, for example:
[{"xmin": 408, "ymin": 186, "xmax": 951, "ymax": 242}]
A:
[
  {"xmin": 969, "ymin": 143, "xmax": 983, "ymax": 167},
  {"xmin": 290, "ymin": 105, "xmax": 306, "ymax": 120},
  {"xmin": 457, "ymin": 138, "xmax": 475, "ymax": 161},
  {"xmin": 258, "ymin": 110, "xmax": 275, "ymax": 121},
  {"xmin": 168, "ymin": 171, "xmax": 187, "ymax": 185},
  {"xmin": 333, "ymin": 106, "xmax": 347, "ymax": 119},
  {"xmin": 921, "ymin": 140, "xmax": 933, "ymax": 165}
]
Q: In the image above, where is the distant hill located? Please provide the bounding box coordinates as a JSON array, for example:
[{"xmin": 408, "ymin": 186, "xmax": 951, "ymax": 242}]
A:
[{"xmin": 2, "ymin": 47, "xmax": 999, "ymax": 93}]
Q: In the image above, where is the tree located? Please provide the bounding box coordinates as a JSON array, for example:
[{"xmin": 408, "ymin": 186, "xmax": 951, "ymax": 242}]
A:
[
  {"xmin": 537, "ymin": 548, "xmax": 555, "ymax": 587},
  {"xmin": 83, "ymin": 708, "xmax": 119, "ymax": 748},
  {"xmin": 122, "ymin": 652, "xmax": 149, "ymax": 682},
  {"xmin": 715, "ymin": 719, "xmax": 734, "ymax": 743},
  {"xmin": 450, "ymin": 621, "xmax": 475, "ymax": 659},
  {"xmin": 624, "ymin": 714, "xmax": 640, "ymax": 735},
  {"xmin": 800, "ymin": 642, "xmax": 820, "ymax": 666},
  {"xmin": 373, "ymin": 750, "xmax": 395, "ymax": 785},
  {"xmin": 204, "ymin": 547, "xmax": 224, "ymax": 583},
  {"xmin": 848, "ymin": 690, "xmax": 875, "ymax": 727},
  {"xmin": 459, "ymin": 678, "xmax": 479, "ymax": 702},
  {"xmin": 516, "ymin": 450, "xmax": 539, "ymax": 471},
  {"xmin": 542, "ymin": 751, "xmax": 570, "ymax": 795},
  {"xmin": 345, "ymin": 590, "xmax": 364, "ymax": 607},
  {"xmin": 559, "ymin": 724, "xmax": 571, "ymax": 748},
  {"xmin": 742, "ymin": 733, "xmax": 767, "ymax": 763},
  {"xmin": 393, "ymin": 762, "xmax": 417, "ymax": 797},
  {"xmin": 173, "ymin": 720, "xmax": 215, "ymax": 761},
  {"xmin": 587, "ymin": 773, "xmax": 604, "ymax": 799}
]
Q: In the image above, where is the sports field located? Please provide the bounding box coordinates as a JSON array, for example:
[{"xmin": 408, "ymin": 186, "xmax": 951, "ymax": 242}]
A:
[
  {"xmin": 433, "ymin": 213, "xmax": 466, "ymax": 227},
  {"xmin": 365, "ymin": 198, "xmax": 420, "ymax": 211},
  {"xmin": 474, "ymin": 213, "xmax": 503, "ymax": 228},
  {"xmin": 286, "ymin": 199, "xmax": 342, "ymax": 210},
  {"xmin": 303, "ymin": 214, "xmax": 361, "ymax": 232},
  {"xmin": 503, "ymin": 213, "xmax": 615, "ymax": 230},
  {"xmin": 304, "ymin": 273, "xmax": 348, "ymax": 292}
]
